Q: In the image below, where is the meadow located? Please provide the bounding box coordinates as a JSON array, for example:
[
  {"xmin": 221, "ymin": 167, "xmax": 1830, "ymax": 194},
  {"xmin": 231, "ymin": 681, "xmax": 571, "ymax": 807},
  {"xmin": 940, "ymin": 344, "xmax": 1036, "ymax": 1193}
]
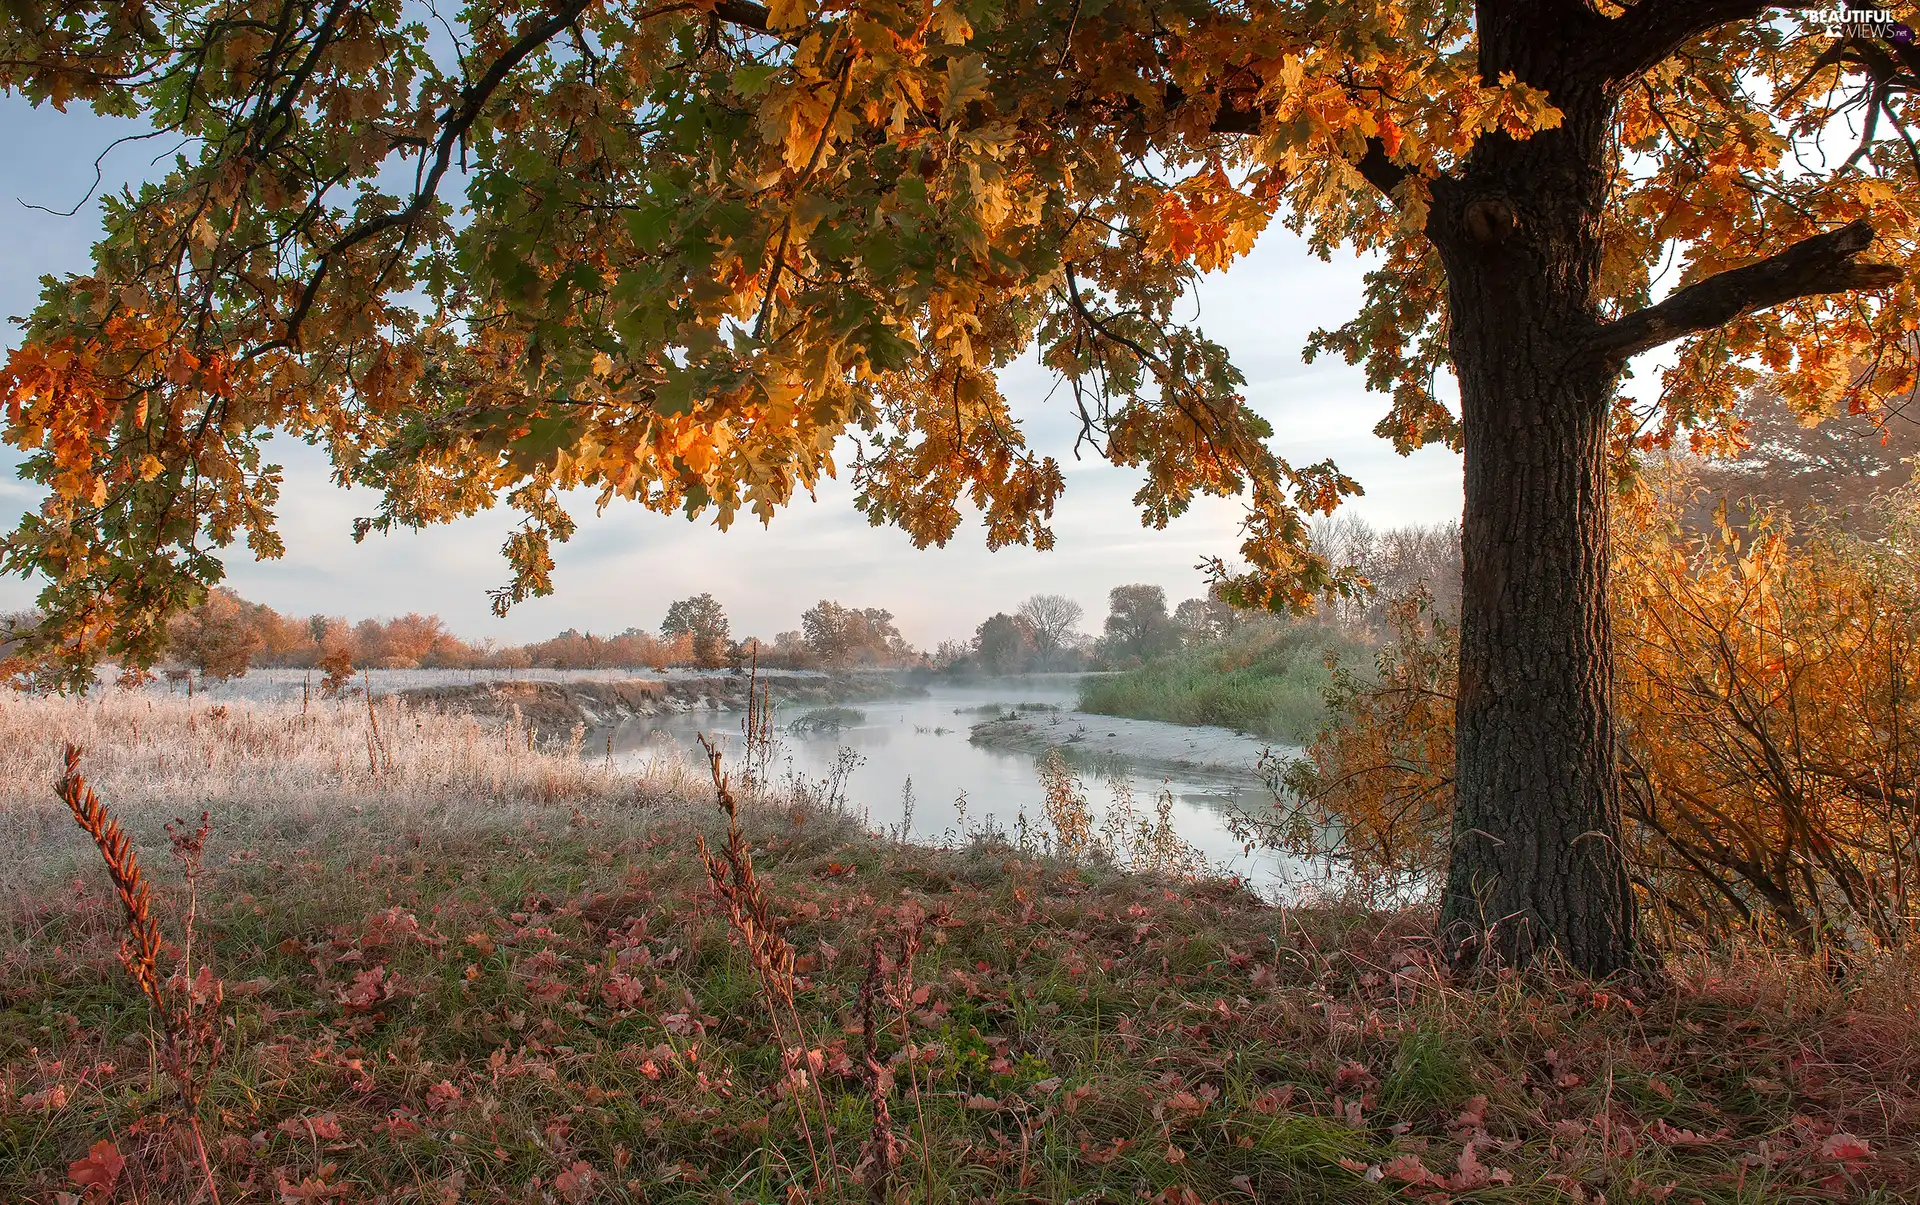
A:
[{"xmin": 2, "ymin": 692, "xmax": 1917, "ymax": 1203}]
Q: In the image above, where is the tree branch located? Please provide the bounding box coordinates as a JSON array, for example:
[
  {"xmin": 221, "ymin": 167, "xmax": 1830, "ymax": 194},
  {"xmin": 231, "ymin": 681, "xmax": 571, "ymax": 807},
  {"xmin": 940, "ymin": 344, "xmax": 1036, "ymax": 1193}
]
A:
[
  {"xmin": 1354, "ymin": 137, "xmax": 1410, "ymax": 198},
  {"xmin": 714, "ymin": 2, "xmax": 1279, "ymax": 138},
  {"xmin": 1585, "ymin": 219, "xmax": 1902, "ymax": 366},
  {"xmin": 711, "ymin": 1, "xmax": 772, "ymax": 30},
  {"xmin": 248, "ymin": 0, "xmax": 597, "ymax": 356},
  {"xmin": 1595, "ymin": 1, "xmax": 1824, "ymax": 83}
]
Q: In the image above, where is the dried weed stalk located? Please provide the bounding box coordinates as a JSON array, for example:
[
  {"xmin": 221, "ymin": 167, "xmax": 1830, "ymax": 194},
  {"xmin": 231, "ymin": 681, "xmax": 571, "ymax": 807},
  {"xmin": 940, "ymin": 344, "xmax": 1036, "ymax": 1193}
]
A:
[
  {"xmin": 855, "ymin": 911, "xmax": 936, "ymax": 1204},
  {"xmin": 58, "ymin": 744, "xmax": 224, "ymax": 1204},
  {"xmin": 884, "ymin": 912, "xmax": 934, "ymax": 1202},
  {"xmin": 854, "ymin": 937, "xmax": 900, "ymax": 1200},
  {"xmin": 363, "ymin": 672, "xmax": 393, "ymax": 775},
  {"xmin": 59, "ymin": 744, "xmax": 164, "ymax": 1002},
  {"xmin": 693, "ymin": 734, "xmax": 841, "ymax": 1195},
  {"xmin": 694, "ymin": 735, "xmax": 797, "ymax": 1004},
  {"xmin": 741, "ymin": 648, "xmax": 777, "ymax": 791}
]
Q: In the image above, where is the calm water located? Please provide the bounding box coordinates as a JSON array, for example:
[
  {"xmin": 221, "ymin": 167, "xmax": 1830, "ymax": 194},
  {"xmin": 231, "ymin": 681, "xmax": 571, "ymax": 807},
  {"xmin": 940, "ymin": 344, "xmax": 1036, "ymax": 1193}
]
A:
[{"xmin": 601, "ymin": 676, "xmax": 1309, "ymax": 891}]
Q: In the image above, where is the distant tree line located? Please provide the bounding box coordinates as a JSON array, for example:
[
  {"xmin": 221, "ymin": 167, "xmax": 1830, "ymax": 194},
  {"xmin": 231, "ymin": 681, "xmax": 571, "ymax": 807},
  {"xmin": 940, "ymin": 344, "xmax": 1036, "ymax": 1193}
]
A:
[
  {"xmin": 11, "ymin": 529, "xmax": 1478, "ymax": 685},
  {"xmin": 132, "ymin": 548, "xmax": 1480, "ymax": 684},
  {"xmin": 108, "ymin": 590, "xmax": 926, "ymax": 682}
]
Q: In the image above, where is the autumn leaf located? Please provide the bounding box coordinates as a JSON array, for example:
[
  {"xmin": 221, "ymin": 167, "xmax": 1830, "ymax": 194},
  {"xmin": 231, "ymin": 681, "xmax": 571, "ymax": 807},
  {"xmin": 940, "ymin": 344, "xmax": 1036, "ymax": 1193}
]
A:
[
  {"xmin": 67, "ymin": 1141, "xmax": 124, "ymax": 1193},
  {"xmin": 765, "ymin": 0, "xmax": 808, "ymax": 30},
  {"xmin": 941, "ymin": 55, "xmax": 990, "ymax": 118},
  {"xmin": 553, "ymin": 1161, "xmax": 596, "ymax": 1203}
]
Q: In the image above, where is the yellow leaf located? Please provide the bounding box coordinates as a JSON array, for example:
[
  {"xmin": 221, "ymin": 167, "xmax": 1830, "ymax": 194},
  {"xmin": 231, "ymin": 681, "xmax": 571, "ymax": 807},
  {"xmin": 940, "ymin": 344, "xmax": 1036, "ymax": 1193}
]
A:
[
  {"xmin": 766, "ymin": 0, "xmax": 808, "ymax": 30},
  {"xmin": 942, "ymin": 55, "xmax": 991, "ymax": 119},
  {"xmin": 928, "ymin": 3, "xmax": 973, "ymax": 45}
]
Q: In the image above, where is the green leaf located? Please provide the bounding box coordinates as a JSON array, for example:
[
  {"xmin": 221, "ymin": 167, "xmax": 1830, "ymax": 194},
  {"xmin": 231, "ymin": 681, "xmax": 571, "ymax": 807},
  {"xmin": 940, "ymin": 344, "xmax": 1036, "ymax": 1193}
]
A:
[
  {"xmin": 731, "ymin": 64, "xmax": 779, "ymax": 96},
  {"xmin": 625, "ymin": 204, "xmax": 677, "ymax": 249},
  {"xmin": 655, "ymin": 370, "xmax": 697, "ymax": 417},
  {"xmin": 510, "ymin": 416, "xmax": 577, "ymax": 464}
]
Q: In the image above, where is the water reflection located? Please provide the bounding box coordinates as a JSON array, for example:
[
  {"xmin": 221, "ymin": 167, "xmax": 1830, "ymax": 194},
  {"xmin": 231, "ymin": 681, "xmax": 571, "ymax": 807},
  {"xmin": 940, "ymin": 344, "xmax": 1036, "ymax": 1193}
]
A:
[{"xmin": 600, "ymin": 677, "xmax": 1310, "ymax": 892}]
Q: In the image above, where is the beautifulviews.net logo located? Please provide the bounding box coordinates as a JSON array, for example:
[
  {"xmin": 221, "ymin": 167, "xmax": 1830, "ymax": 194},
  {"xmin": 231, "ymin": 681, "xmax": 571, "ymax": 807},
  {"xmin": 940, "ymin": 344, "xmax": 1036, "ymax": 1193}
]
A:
[{"xmin": 1809, "ymin": 5, "xmax": 1915, "ymax": 41}]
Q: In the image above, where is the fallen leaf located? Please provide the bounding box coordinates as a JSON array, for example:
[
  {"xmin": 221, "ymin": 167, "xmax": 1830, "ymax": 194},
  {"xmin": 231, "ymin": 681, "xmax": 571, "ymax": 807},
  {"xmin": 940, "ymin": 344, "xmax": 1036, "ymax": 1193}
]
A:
[
  {"xmin": 554, "ymin": 1160, "xmax": 595, "ymax": 1203},
  {"xmin": 68, "ymin": 1140, "xmax": 125, "ymax": 1192}
]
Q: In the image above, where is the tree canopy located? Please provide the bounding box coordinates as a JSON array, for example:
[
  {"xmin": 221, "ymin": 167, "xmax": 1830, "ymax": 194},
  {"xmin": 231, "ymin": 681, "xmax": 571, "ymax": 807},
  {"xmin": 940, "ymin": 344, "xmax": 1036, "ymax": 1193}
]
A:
[
  {"xmin": 1, "ymin": 1, "xmax": 1913, "ymax": 689},
  {"xmin": 661, "ymin": 592, "xmax": 731, "ymax": 665}
]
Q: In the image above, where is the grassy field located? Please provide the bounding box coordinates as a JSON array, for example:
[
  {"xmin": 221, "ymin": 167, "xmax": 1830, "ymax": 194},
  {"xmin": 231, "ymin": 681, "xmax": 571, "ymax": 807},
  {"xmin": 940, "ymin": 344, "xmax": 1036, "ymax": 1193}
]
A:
[
  {"xmin": 1079, "ymin": 624, "xmax": 1366, "ymax": 743},
  {"xmin": 2, "ymin": 693, "xmax": 1917, "ymax": 1203}
]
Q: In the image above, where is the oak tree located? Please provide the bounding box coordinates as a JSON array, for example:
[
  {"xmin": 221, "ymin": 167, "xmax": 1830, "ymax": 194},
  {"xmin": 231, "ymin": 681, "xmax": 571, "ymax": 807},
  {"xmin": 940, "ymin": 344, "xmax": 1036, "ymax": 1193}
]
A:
[{"xmin": 4, "ymin": 0, "xmax": 1918, "ymax": 973}]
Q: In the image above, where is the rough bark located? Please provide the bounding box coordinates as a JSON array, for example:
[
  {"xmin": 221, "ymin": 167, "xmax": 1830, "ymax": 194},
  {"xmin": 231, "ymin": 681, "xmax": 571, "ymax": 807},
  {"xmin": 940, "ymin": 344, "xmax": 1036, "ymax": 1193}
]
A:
[
  {"xmin": 1429, "ymin": 58, "xmax": 1651, "ymax": 976},
  {"xmin": 1440, "ymin": 292, "xmax": 1647, "ymax": 975},
  {"xmin": 1420, "ymin": 4, "xmax": 1897, "ymax": 977}
]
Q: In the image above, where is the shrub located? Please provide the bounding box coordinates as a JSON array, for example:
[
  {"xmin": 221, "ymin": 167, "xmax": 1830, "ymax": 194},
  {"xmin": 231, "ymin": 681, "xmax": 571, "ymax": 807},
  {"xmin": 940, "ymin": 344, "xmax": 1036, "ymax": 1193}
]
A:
[
  {"xmin": 789, "ymin": 706, "xmax": 866, "ymax": 735},
  {"xmin": 1254, "ymin": 476, "xmax": 1920, "ymax": 949}
]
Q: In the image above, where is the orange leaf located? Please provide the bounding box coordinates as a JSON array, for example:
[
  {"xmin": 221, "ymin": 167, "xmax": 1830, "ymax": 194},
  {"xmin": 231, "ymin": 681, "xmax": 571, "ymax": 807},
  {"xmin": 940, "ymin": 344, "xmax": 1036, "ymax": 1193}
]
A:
[{"xmin": 68, "ymin": 1140, "xmax": 125, "ymax": 1191}]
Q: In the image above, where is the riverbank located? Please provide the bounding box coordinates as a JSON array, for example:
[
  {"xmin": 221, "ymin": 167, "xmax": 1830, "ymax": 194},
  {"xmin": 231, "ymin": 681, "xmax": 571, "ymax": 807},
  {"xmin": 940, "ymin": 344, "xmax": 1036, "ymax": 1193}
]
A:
[
  {"xmin": 401, "ymin": 671, "xmax": 923, "ymax": 733},
  {"xmin": 969, "ymin": 707, "xmax": 1285, "ymax": 776},
  {"xmin": 5, "ymin": 690, "xmax": 1916, "ymax": 1203},
  {"xmin": 1077, "ymin": 624, "xmax": 1364, "ymax": 744}
]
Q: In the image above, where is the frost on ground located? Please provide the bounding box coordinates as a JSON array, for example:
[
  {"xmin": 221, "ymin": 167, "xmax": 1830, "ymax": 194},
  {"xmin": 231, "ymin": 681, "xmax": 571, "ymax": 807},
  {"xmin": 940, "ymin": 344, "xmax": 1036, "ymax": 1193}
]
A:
[
  {"xmin": 0, "ymin": 691, "xmax": 706, "ymax": 878},
  {"xmin": 969, "ymin": 708, "xmax": 1288, "ymax": 775},
  {"xmin": 4, "ymin": 685, "xmax": 1917, "ymax": 1204}
]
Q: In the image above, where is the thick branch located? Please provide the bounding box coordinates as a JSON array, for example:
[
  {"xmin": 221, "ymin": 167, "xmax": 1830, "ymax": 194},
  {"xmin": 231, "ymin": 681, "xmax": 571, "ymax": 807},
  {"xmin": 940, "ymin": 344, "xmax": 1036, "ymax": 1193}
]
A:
[
  {"xmin": 1354, "ymin": 138, "xmax": 1410, "ymax": 198},
  {"xmin": 712, "ymin": 1, "xmax": 773, "ymax": 29},
  {"xmin": 1595, "ymin": 1, "xmax": 1823, "ymax": 83},
  {"xmin": 1586, "ymin": 219, "xmax": 1902, "ymax": 366},
  {"xmin": 249, "ymin": 0, "xmax": 597, "ymax": 356}
]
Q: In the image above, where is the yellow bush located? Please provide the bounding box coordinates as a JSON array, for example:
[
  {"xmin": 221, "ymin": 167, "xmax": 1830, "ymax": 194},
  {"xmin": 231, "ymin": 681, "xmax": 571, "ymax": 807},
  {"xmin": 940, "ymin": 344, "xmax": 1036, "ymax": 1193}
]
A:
[{"xmin": 1266, "ymin": 476, "xmax": 1920, "ymax": 949}]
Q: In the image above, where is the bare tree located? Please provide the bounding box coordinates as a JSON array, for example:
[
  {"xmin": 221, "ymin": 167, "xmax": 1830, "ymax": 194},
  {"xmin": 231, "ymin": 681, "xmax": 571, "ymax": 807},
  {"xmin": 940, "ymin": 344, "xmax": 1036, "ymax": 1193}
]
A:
[
  {"xmin": 1312, "ymin": 517, "xmax": 1462, "ymax": 630},
  {"xmin": 1017, "ymin": 594, "xmax": 1084, "ymax": 653}
]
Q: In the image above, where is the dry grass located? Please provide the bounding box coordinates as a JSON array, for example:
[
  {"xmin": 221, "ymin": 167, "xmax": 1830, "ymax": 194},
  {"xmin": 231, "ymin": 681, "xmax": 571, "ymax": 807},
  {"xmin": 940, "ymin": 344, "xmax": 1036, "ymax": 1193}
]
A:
[
  {"xmin": 0, "ymin": 692, "xmax": 703, "ymax": 888},
  {"xmin": 4, "ymin": 692, "xmax": 1920, "ymax": 1203}
]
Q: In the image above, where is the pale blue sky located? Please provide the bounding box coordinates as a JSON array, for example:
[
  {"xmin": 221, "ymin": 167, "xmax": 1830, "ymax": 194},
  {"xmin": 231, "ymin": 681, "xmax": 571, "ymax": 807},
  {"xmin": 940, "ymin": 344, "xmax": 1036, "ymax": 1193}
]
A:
[{"xmin": 0, "ymin": 98, "xmax": 1464, "ymax": 648}]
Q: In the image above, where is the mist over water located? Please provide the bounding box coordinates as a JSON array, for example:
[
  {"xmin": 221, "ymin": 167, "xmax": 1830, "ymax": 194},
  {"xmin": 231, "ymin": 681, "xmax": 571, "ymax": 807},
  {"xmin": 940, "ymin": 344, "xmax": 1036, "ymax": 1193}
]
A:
[
  {"xmin": 604, "ymin": 675, "xmax": 1312, "ymax": 891},
  {"xmin": 130, "ymin": 667, "xmax": 1317, "ymax": 892}
]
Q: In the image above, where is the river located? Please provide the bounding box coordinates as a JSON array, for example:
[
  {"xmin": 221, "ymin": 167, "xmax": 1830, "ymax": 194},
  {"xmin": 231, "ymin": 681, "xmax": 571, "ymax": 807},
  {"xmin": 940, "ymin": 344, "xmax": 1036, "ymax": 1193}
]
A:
[
  {"xmin": 602, "ymin": 675, "xmax": 1312, "ymax": 892},
  {"xmin": 152, "ymin": 667, "xmax": 1315, "ymax": 892}
]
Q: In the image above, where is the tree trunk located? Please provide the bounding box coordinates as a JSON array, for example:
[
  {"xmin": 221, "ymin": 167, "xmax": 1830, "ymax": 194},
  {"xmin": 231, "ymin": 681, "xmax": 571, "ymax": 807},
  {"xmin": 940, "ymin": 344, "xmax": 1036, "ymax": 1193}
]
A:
[
  {"xmin": 1430, "ymin": 101, "xmax": 1651, "ymax": 978},
  {"xmin": 1439, "ymin": 305, "xmax": 1645, "ymax": 976}
]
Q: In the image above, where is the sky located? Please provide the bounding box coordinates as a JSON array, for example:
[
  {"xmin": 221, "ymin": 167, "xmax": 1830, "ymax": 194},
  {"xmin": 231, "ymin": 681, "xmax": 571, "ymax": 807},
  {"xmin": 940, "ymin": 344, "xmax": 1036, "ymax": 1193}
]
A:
[{"xmin": 0, "ymin": 98, "xmax": 1465, "ymax": 650}]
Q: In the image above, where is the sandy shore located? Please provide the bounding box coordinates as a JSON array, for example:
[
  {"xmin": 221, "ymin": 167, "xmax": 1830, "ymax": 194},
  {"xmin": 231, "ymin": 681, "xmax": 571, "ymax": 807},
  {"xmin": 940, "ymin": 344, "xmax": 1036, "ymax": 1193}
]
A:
[{"xmin": 968, "ymin": 709, "xmax": 1294, "ymax": 776}]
